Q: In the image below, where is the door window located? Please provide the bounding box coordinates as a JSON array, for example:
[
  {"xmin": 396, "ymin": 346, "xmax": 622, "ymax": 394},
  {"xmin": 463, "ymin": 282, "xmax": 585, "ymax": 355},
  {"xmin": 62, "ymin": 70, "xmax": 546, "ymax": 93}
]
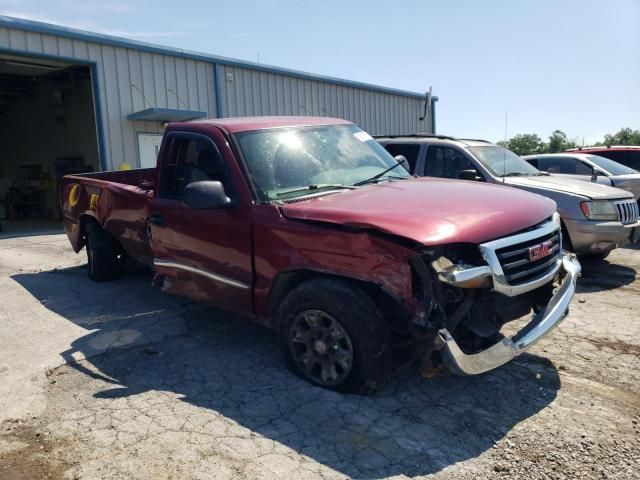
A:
[
  {"xmin": 624, "ymin": 151, "xmax": 640, "ymax": 170},
  {"xmin": 538, "ymin": 157, "xmax": 592, "ymax": 174},
  {"xmin": 159, "ymin": 136, "xmax": 226, "ymax": 199},
  {"xmin": 424, "ymin": 146, "xmax": 478, "ymax": 179},
  {"xmin": 383, "ymin": 143, "xmax": 420, "ymax": 173},
  {"xmin": 593, "ymin": 150, "xmax": 640, "ymax": 169}
]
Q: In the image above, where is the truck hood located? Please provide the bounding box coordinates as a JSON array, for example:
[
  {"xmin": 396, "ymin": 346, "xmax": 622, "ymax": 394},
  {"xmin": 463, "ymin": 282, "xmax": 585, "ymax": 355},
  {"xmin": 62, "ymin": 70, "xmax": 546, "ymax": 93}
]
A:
[
  {"xmin": 280, "ymin": 178, "xmax": 556, "ymax": 246},
  {"xmin": 504, "ymin": 175, "xmax": 633, "ymax": 200}
]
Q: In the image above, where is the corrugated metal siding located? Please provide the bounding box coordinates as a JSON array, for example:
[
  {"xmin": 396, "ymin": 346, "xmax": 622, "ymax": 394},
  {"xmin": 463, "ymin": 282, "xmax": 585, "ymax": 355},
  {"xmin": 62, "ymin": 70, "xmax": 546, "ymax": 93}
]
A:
[
  {"xmin": 0, "ymin": 26, "xmax": 216, "ymax": 169},
  {"xmin": 219, "ymin": 65, "xmax": 431, "ymax": 135},
  {"xmin": 0, "ymin": 22, "xmax": 432, "ymax": 169}
]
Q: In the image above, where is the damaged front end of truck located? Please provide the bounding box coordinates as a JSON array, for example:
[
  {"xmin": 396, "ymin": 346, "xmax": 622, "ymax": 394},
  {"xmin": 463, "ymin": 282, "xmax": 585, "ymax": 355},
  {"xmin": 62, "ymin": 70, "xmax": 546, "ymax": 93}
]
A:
[{"xmin": 405, "ymin": 213, "xmax": 581, "ymax": 376}]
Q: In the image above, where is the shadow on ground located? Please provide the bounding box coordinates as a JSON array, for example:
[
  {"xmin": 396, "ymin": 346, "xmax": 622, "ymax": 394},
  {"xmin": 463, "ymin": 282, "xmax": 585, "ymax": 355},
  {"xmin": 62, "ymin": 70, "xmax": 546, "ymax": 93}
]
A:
[
  {"xmin": 12, "ymin": 266, "xmax": 560, "ymax": 478},
  {"xmin": 577, "ymin": 257, "xmax": 636, "ymax": 293}
]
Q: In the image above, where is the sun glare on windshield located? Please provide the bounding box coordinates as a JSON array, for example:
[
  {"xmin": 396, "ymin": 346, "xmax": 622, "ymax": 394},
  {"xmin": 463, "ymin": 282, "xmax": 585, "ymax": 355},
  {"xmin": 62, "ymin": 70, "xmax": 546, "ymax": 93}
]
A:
[{"xmin": 279, "ymin": 132, "xmax": 303, "ymax": 150}]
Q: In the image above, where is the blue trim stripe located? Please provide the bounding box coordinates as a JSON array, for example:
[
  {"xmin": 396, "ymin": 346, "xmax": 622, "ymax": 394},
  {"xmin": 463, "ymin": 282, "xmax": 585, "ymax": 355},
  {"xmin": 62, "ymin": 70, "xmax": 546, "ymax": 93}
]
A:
[
  {"xmin": 0, "ymin": 15, "xmax": 435, "ymax": 101},
  {"xmin": 213, "ymin": 63, "xmax": 223, "ymax": 118},
  {"xmin": 90, "ymin": 63, "xmax": 108, "ymax": 171},
  {"xmin": 431, "ymin": 98, "xmax": 437, "ymax": 134}
]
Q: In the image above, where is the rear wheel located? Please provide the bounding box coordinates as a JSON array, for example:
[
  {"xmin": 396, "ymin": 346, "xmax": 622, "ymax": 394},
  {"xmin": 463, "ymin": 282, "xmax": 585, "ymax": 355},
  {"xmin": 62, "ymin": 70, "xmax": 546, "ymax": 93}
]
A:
[
  {"xmin": 277, "ymin": 278, "xmax": 392, "ymax": 394},
  {"xmin": 85, "ymin": 223, "xmax": 122, "ymax": 281}
]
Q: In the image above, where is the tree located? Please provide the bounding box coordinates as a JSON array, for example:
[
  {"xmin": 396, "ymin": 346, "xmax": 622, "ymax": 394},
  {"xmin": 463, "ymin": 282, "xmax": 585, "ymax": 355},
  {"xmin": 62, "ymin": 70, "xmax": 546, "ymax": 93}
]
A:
[
  {"xmin": 497, "ymin": 127, "xmax": 639, "ymax": 154},
  {"xmin": 601, "ymin": 128, "xmax": 640, "ymax": 146},
  {"xmin": 503, "ymin": 133, "xmax": 545, "ymax": 156},
  {"xmin": 546, "ymin": 130, "xmax": 578, "ymax": 153}
]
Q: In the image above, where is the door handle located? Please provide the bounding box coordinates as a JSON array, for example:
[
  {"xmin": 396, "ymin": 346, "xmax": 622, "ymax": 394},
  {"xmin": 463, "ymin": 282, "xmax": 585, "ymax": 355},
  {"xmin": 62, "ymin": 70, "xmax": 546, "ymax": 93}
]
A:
[{"xmin": 149, "ymin": 213, "xmax": 166, "ymax": 227}]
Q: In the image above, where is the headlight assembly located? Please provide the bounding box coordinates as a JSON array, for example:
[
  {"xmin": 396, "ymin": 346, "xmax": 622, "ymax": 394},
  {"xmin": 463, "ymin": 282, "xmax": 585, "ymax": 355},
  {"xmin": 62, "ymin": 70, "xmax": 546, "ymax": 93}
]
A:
[{"xmin": 580, "ymin": 201, "xmax": 618, "ymax": 221}]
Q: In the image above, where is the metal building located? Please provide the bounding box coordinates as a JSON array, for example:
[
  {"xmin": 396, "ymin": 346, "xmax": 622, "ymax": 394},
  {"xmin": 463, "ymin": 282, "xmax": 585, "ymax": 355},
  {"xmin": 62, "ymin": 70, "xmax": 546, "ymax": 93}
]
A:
[{"xmin": 0, "ymin": 15, "xmax": 436, "ymax": 225}]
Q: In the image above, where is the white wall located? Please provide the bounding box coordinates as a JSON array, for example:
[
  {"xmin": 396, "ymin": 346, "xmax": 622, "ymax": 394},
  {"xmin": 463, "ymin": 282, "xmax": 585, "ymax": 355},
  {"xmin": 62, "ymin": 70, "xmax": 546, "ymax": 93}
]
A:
[{"xmin": 219, "ymin": 65, "xmax": 431, "ymax": 136}]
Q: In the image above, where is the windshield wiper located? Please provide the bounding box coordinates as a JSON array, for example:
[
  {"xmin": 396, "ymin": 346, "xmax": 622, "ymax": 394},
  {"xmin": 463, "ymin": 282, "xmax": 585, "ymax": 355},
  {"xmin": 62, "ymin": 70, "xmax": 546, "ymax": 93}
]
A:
[
  {"xmin": 276, "ymin": 184, "xmax": 357, "ymax": 197},
  {"xmin": 500, "ymin": 172, "xmax": 530, "ymax": 177},
  {"xmin": 353, "ymin": 161, "xmax": 406, "ymax": 186}
]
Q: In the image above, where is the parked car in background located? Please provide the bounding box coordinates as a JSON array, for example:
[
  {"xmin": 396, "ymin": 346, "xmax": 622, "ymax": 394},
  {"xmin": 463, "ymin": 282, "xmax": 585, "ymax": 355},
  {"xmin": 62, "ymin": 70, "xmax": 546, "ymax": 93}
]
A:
[
  {"xmin": 377, "ymin": 134, "xmax": 640, "ymax": 260},
  {"xmin": 60, "ymin": 117, "xmax": 581, "ymax": 393},
  {"xmin": 523, "ymin": 153, "xmax": 640, "ymax": 201},
  {"xmin": 566, "ymin": 146, "xmax": 640, "ymax": 170}
]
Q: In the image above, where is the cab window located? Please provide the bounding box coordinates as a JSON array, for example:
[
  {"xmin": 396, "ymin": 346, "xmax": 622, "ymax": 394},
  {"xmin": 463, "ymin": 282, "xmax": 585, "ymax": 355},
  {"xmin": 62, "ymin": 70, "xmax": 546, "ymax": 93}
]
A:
[{"xmin": 159, "ymin": 135, "xmax": 227, "ymax": 199}]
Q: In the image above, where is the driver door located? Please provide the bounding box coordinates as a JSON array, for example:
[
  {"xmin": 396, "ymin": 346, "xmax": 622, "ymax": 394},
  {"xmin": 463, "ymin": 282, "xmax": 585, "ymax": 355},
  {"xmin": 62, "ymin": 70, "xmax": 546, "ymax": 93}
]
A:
[{"xmin": 149, "ymin": 130, "xmax": 254, "ymax": 315}]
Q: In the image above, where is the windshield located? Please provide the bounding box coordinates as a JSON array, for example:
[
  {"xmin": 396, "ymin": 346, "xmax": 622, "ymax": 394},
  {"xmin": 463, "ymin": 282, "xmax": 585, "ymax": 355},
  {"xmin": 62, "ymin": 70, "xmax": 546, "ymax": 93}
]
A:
[
  {"xmin": 587, "ymin": 155, "xmax": 638, "ymax": 176},
  {"xmin": 235, "ymin": 124, "xmax": 410, "ymax": 201},
  {"xmin": 467, "ymin": 145, "xmax": 541, "ymax": 177}
]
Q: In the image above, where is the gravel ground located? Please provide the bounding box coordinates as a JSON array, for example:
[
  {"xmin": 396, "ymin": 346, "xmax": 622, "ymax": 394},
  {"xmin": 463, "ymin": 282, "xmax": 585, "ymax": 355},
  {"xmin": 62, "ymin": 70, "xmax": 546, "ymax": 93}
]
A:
[{"xmin": 0, "ymin": 234, "xmax": 639, "ymax": 479}]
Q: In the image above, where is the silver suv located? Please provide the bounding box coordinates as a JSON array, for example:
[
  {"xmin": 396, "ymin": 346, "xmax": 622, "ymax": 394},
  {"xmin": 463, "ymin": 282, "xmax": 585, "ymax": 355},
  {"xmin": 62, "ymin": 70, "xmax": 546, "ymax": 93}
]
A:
[
  {"xmin": 376, "ymin": 134, "xmax": 640, "ymax": 260},
  {"xmin": 522, "ymin": 153, "xmax": 640, "ymax": 200}
]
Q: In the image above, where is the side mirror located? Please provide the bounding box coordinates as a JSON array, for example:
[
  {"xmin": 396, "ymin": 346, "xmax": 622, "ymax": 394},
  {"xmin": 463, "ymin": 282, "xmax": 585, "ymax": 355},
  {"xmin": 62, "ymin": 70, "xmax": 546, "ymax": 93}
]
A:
[
  {"xmin": 591, "ymin": 167, "xmax": 604, "ymax": 181},
  {"xmin": 394, "ymin": 154, "xmax": 411, "ymax": 172},
  {"xmin": 459, "ymin": 169, "xmax": 482, "ymax": 181},
  {"xmin": 183, "ymin": 181, "xmax": 231, "ymax": 209}
]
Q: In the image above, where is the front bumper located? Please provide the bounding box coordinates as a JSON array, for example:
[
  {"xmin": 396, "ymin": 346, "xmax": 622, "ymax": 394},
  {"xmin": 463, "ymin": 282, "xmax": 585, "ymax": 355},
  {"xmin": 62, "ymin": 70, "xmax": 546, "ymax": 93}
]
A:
[
  {"xmin": 564, "ymin": 218, "xmax": 640, "ymax": 254},
  {"xmin": 437, "ymin": 253, "xmax": 581, "ymax": 375}
]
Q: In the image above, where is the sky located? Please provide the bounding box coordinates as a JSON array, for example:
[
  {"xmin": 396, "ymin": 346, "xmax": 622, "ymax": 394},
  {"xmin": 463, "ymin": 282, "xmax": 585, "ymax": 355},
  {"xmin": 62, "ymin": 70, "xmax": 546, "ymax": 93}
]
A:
[{"xmin": 1, "ymin": 0, "xmax": 638, "ymax": 144}]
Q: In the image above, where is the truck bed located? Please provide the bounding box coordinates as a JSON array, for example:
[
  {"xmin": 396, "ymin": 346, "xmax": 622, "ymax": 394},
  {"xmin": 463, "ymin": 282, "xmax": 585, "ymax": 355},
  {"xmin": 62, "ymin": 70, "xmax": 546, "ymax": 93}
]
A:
[
  {"xmin": 59, "ymin": 168, "xmax": 156, "ymax": 264},
  {"xmin": 73, "ymin": 168, "xmax": 156, "ymax": 187}
]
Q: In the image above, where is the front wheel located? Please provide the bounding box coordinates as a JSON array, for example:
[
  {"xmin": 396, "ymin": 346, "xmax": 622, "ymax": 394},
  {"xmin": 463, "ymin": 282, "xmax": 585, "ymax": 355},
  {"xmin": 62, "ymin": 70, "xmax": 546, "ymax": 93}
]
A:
[{"xmin": 277, "ymin": 278, "xmax": 392, "ymax": 394}]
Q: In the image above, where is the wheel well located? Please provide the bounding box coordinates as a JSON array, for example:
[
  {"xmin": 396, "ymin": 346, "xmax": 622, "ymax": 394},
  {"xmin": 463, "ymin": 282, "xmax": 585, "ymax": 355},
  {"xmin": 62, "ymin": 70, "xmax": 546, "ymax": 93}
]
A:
[
  {"xmin": 78, "ymin": 215, "xmax": 124, "ymax": 257},
  {"xmin": 560, "ymin": 220, "xmax": 574, "ymax": 252},
  {"xmin": 268, "ymin": 270, "xmax": 411, "ymax": 331},
  {"xmin": 78, "ymin": 214, "xmax": 99, "ymax": 248}
]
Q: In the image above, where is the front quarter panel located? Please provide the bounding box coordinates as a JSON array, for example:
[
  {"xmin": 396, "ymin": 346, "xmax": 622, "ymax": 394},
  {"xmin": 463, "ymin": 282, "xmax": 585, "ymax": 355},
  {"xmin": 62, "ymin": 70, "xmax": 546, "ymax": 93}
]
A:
[
  {"xmin": 503, "ymin": 182, "xmax": 585, "ymax": 221},
  {"xmin": 251, "ymin": 205, "xmax": 416, "ymax": 323}
]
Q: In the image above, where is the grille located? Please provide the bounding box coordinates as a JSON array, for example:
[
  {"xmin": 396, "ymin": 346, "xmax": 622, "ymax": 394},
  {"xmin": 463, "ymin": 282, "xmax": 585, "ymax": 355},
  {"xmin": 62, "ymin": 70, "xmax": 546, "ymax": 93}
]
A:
[
  {"xmin": 614, "ymin": 199, "xmax": 639, "ymax": 225},
  {"xmin": 495, "ymin": 229, "xmax": 561, "ymax": 286}
]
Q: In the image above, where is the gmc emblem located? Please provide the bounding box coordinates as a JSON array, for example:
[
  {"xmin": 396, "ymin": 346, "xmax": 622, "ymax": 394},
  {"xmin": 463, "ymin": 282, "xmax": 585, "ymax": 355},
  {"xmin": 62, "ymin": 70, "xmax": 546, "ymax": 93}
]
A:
[{"xmin": 529, "ymin": 240, "xmax": 554, "ymax": 262}]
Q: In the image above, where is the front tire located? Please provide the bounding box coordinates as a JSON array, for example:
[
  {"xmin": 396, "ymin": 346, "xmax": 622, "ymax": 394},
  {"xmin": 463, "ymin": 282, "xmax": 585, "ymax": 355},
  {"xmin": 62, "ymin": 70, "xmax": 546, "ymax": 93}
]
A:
[
  {"xmin": 277, "ymin": 278, "xmax": 392, "ymax": 394},
  {"xmin": 85, "ymin": 223, "xmax": 122, "ymax": 281}
]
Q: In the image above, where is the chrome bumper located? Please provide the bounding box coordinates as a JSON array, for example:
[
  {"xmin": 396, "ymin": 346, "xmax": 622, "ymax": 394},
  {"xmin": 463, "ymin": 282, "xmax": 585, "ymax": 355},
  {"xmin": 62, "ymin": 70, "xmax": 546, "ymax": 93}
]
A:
[{"xmin": 437, "ymin": 253, "xmax": 581, "ymax": 376}]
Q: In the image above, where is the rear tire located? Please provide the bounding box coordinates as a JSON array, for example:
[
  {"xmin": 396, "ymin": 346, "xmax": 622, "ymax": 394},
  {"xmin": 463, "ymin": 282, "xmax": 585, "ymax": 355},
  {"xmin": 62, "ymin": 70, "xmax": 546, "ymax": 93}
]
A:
[
  {"xmin": 277, "ymin": 278, "xmax": 392, "ymax": 394},
  {"xmin": 85, "ymin": 223, "xmax": 122, "ymax": 281}
]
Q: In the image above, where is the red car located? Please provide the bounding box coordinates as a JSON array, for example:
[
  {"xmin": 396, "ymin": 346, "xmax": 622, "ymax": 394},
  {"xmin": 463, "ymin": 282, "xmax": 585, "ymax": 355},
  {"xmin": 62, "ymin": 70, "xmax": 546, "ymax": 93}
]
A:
[
  {"xmin": 60, "ymin": 117, "xmax": 580, "ymax": 393},
  {"xmin": 566, "ymin": 146, "xmax": 640, "ymax": 171}
]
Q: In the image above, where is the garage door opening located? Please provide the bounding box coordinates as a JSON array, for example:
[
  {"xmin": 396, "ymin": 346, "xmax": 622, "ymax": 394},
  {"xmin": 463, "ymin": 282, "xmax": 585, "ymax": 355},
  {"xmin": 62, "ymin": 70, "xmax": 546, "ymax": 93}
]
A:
[{"xmin": 0, "ymin": 54, "xmax": 100, "ymax": 236}]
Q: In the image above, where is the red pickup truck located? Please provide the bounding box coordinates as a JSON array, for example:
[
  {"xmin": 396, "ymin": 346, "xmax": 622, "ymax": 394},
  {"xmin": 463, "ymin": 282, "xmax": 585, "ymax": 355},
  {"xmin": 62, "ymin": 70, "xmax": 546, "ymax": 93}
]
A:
[{"xmin": 60, "ymin": 116, "xmax": 580, "ymax": 393}]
